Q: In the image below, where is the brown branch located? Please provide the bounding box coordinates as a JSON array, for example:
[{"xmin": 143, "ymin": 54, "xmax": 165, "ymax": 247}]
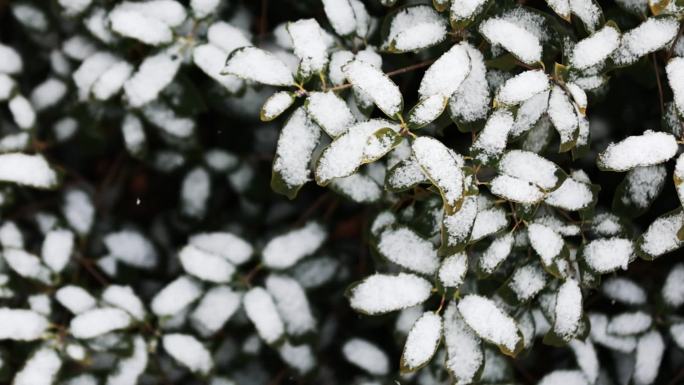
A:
[
  {"xmin": 667, "ymin": 365, "xmax": 684, "ymax": 385},
  {"xmin": 652, "ymin": 53, "xmax": 665, "ymax": 115},
  {"xmin": 328, "ymin": 58, "xmax": 437, "ymax": 92},
  {"xmin": 74, "ymin": 256, "xmax": 108, "ymax": 286}
]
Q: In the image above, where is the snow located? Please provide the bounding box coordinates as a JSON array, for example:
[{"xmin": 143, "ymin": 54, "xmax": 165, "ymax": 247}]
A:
[
  {"xmin": 56, "ymin": 285, "xmax": 97, "ymax": 314},
  {"xmin": 293, "ymin": 256, "xmax": 339, "ymax": 289},
  {"xmin": 9, "ymin": 95, "xmax": 35, "ymax": 129},
  {"xmin": 106, "ymin": 336, "xmax": 148, "ymax": 385},
  {"xmin": 163, "ymin": 334, "xmax": 213, "ymax": 375},
  {"xmin": 0, "ymin": 308, "xmax": 48, "ymax": 340},
  {"xmin": 589, "ymin": 312, "xmax": 637, "ymax": 352},
  {"xmin": 330, "ymin": 173, "xmax": 381, "ymax": 202},
  {"xmin": 634, "ymin": 330, "xmax": 665, "ymax": 385},
  {"xmin": 495, "ymin": 70, "xmax": 549, "ymax": 106},
  {"xmin": 189, "ymin": 232, "xmax": 253, "ymax": 265},
  {"xmin": 450, "ymin": 0, "xmax": 488, "ymax": 23},
  {"xmin": 181, "ymin": 167, "xmax": 210, "ymax": 218},
  {"xmin": 243, "ymin": 287, "xmax": 285, "ymax": 344},
  {"xmin": 118, "ymin": 1, "xmax": 186, "ymax": 27},
  {"xmin": 378, "ymin": 227, "xmax": 439, "ymax": 274},
  {"xmin": 344, "ymin": 60, "xmax": 402, "ymax": 117},
  {"xmin": 479, "ymin": 18, "xmax": 542, "ymax": 64},
  {"xmin": 278, "ymin": 342, "xmax": 315, "ymax": 374},
  {"xmin": 193, "ymin": 44, "xmax": 243, "ymax": 93},
  {"xmin": 613, "ymin": 17, "xmax": 679, "ymax": 66},
  {"xmin": 402, "ymin": 312, "xmax": 441, "ymax": 370},
  {"xmin": 571, "ymin": 25, "xmax": 620, "ymax": 69},
  {"xmin": 3, "ymin": 249, "xmax": 51, "ymax": 283},
  {"xmin": 458, "ymin": 294, "xmax": 520, "ymax": 352},
  {"xmin": 329, "ymin": 50, "xmax": 355, "ymax": 86},
  {"xmin": 179, "ymin": 244, "xmax": 235, "ymax": 283},
  {"xmin": 602, "ymin": 278, "xmax": 647, "ymax": 306},
  {"xmin": 142, "ymin": 102, "xmax": 194, "ymax": 139},
  {"xmin": 124, "ymin": 50, "xmax": 181, "ymax": 108},
  {"xmin": 104, "ymin": 230, "xmax": 158, "ymax": 269},
  {"xmin": 490, "ymin": 175, "xmax": 544, "ymax": 204},
  {"xmin": 63, "ymin": 189, "xmax": 94, "ymax": 235},
  {"xmin": 607, "ymin": 311, "xmax": 652, "ymax": 335},
  {"xmin": 101, "ymin": 285, "xmax": 146, "ymax": 321},
  {"xmin": 387, "ymin": 157, "xmax": 427, "ymax": 191},
  {"xmin": 342, "ymin": 338, "xmax": 389, "ymax": 375},
  {"xmin": 0, "ymin": 222, "xmax": 23, "ymax": 249},
  {"xmin": 261, "ymin": 91, "xmax": 293, "ymax": 122},
  {"xmin": 418, "ymin": 43, "xmax": 470, "ymax": 98},
  {"xmin": 151, "ymin": 276, "xmax": 203, "ymax": 317},
  {"xmin": 190, "ymin": 286, "xmax": 241, "ymax": 336},
  {"xmin": 265, "ymin": 275, "xmax": 316, "ymax": 336},
  {"xmin": 322, "ymin": 0, "xmax": 356, "ymax": 36},
  {"xmin": 528, "ymin": 223, "xmax": 564, "ymax": 266},
  {"xmin": 204, "ymin": 150, "xmax": 238, "ymax": 172},
  {"xmin": 671, "ymin": 323, "xmax": 684, "ymax": 349},
  {"xmin": 30, "ymin": 78, "xmax": 67, "ymax": 111},
  {"xmin": 640, "ymin": 209, "xmax": 684, "ymax": 258},
  {"xmin": 547, "ymin": 0, "xmax": 570, "ymax": 18},
  {"xmin": 13, "ymin": 347, "xmax": 62, "ymax": 385},
  {"xmin": 207, "ymin": 21, "xmax": 252, "ymax": 54},
  {"xmin": 439, "ymin": 252, "xmax": 468, "ymax": 288},
  {"xmin": 538, "ymin": 370, "xmax": 588, "ymax": 385},
  {"xmin": 554, "ymin": 279, "xmax": 582, "ymax": 340},
  {"xmin": 70, "ymin": 307, "xmax": 132, "ymax": 339},
  {"xmin": 0, "ymin": 74, "xmax": 15, "ymax": 101},
  {"xmin": 449, "ymin": 44, "xmax": 490, "ymax": 123},
  {"xmin": 191, "ymin": 0, "xmax": 220, "ymax": 18},
  {"xmin": 669, "ymin": 58, "xmax": 684, "ymax": 121},
  {"xmin": 509, "ymin": 263, "xmax": 546, "ymax": 302},
  {"xmin": 223, "ymin": 47, "xmax": 295, "ymax": 86},
  {"xmin": 545, "ymin": 177, "xmax": 594, "ymax": 211},
  {"xmin": 54, "ymin": 117, "xmax": 78, "ymax": 142},
  {"xmin": 92, "ymin": 61, "xmax": 133, "ymax": 100},
  {"xmin": 621, "ymin": 165, "xmax": 666, "ymax": 209},
  {"xmin": 599, "ymin": 130, "xmax": 678, "ymax": 171},
  {"xmin": 287, "ymin": 19, "xmax": 329, "ymax": 77},
  {"xmin": 39, "ymin": 229, "xmax": 73, "ymax": 273},
  {"xmin": 348, "ymin": 273, "xmax": 432, "ymax": 314},
  {"xmin": 412, "ymin": 136, "xmax": 464, "ymax": 210},
  {"xmin": 383, "ymin": 6, "xmax": 446, "ymax": 52},
  {"xmin": 109, "ymin": 7, "xmax": 172, "ymax": 45},
  {"xmin": 273, "ymin": 107, "xmax": 321, "ymax": 190},
  {"xmin": 548, "ymin": 85, "xmax": 578, "ymax": 147},
  {"xmin": 62, "ymin": 35, "xmax": 97, "ymax": 60},
  {"xmin": 662, "ymin": 263, "xmax": 684, "ymax": 307},
  {"xmin": 28, "ymin": 294, "xmax": 51, "ymax": 316},
  {"xmin": 443, "ymin": 302, "xmax": 483, "ymax": 384},
  {"xmin": 262, "ymin": 222, "xmax": 325, "ymax": 269},
  {"xmin": 0, "ymin": 44, "xmax": 23, "ymax": 74},
  {"xmin": 306, "ymin": 91, "xmax": 355, "ymax": 137},
  {"xmin": 122, "ymin": 114, "xmax": 145, "ymax": 155},
  {"xmin": 472, "ymin": 109, "xmax": 514, "ymax": 163},
  {"xmin": 471, "ymin": 206, "xmax": 508, "ymax": 241},
  {"xmin": 479, "ymin": 233, "xmax": 514, "ymax": 274},
  {"xmin": 582, "ymin": 238, "xmax": 632, "ymax": 273},
  {"xmin": 350, "ymin": 0, "xmax": 370, "ymax": 38},
  {"xmin": 409, "ymin": 94, "xmax": 447, "ymax": 127},
  {"xmin": 499, "ymin": 151, "xmax": 559, "ymax": 190}
]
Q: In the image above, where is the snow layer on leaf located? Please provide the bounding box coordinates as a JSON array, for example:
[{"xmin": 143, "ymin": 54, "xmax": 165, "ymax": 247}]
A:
[
  {"xmin": 443, "ymin": 195, "xmax": 478, "ymax": 245},
  {"xmin": 306, "ymin": 91, "xmax": 355, "ymax": 137},
  {"xmin": 443, "ymin": 302, "xmax": 483, "ymax": 384},
  {"xmin": 621, "ymin": 165, "xmax": 666, "ymax": 209},
  {"xmin": 598, "ymin": 130, "xmax": 677, "ymax": 171},
  {"xmin": 0, "ymin": 308, "xmax": 48, "ymax": 340},
  {"xmin": 449, "ymin": 44, "xmax": 490, "ymax": 123},
  {"xmin": 634, "ymin": 330, "xmax": 665, "ymax": 385},
  {"xmin": 181, "ymin": 167, "xmax": 210, "ymax": 218},
  {"xmin": 528, "ymin": 223, "xmax": 564, "ymax": 266},
  {"xmin": 151, "ymin": 276, "xmax": 202, "ymax": 317},
  {"xmin": 548, "ymin": 85, "xmax": 578, "ymax": 147},
  {"xmin": 106, "ymin": 335, "xmax": 147, "ymax": 385},
  {"xmin": 499, "ymin": 150, "xmax": 560, "ymax": 190},
  {"xmin": 607, "ymin": 311, "xmax": 652, "ymax": 335},
  {"xmin": 179, "ymin": 244, "xmax": 235, "ymax": 283},
  {"xmin": 288, "ymin": 19, "xmax": 329, "ymax": 77},
  {"xmin": 387, "ymin": 157, "xmax": 427, "ymax": 191},
  {"xmin": 330, "ymin": 173, "xmax": 382, "ymax": 203},
  {"xmin": 509, "ymin": 263, "xmax": 547, "ymax": 302},
  {"xmin": 479, "ymin": 18, "xmax": 542, "ymax": 64},
  {"xmin": 92, "ymin": 61, "xmax": 133, "ymax": 100},
  {"xmin": 3, "ymin": 249, "xmax": 50, "ymax": 283},
  {"xmin": 495, "ymin": 70, "xmax": 549, "ymax": 106},
  {"xmin": 56, "ymin": 285, "xmax": 96, "ymax": 314},
  {"xmin": 116, "ymin": 1, "xmax": 186, "ymax": 27},
  {"xmin": 0, "ymin": 153, "xmax": 57, "ymax": 189},
  {"xmin": 589, "ymin": 313, "xmax": 637, "ymax": 352},
  {"xmin": 163, "ymin": 334, "xmax": 213, "ymax": 375},
  {"xmin": 547, "ymin": 0, "xmax": 570, "ymax": 18},
  {"xmin": 278, "ymin": 342, "xmax": 315, "ymax": 374},
  {"xmin": 472, "ymin": 110, "xmax": 514, "ymax": 163},
  {"xmin": 207, "ymin": 21, "xmax": 252, "ymax": 54},
  {"xmin": 142, "ymin": 102, "xmax": 194, "ymax": 139},
  {"xmin": 662, "ymin": 263, "xmax": 684, "ymax": 307},
  {"xmin": 342, "ymin": 338, "xmax": 389, "ymax": 375},
  {"xmin": 109, "ymin": 6, "xmax": 172, "ymax": 45},
  {"xmin": 63, "ymin": 189, "xmax": 94, "ymax": 236},
  {"xmin": 671, "ymin": 323, "xmax": 684, "ymax": 349},
  {"xmin": 344, "ymin": 60, "xmax": 402, "ymax": 117},
  {"xmin": 8, "ymin": 95, "xmax": 35, "ymax": 129},
  {"xmin": 329, "ymin": 50, "xmax": 355, "ymax": 86},
  {"xmin": 450, "ymin": 0, "xmax": 488, "ymax": 24},
  {"xmin": 602, "ymin": 278, "xmax": 647, "ymax": 306},
  {"xmin": 640, "ymin": 210, "xmax": 684, "ymax": 258},
  {"xmin": 193, "ymin": 44, "xmax": 243, "ymax": 93},
  {"xmin": 402, "ymin": 312, "xmax": 442, "ymax": 371},
  {"xmin": 418, "ymin": 43, "xmax": 470, "ymax": 98},
  {"xmin": 383, "ymin": 6, "xmax": 447, "ymax": 52},
  {"xmin": 490, "ymin": 175, "xmax": 544, "ymax": 204},
  {"xmin": 262, "ymin": 222, "xmax": 325, "ymax": 269},
  {"xmin": 124, "ymin": 50, "xmax": 181, "ymax": 108},
  {"xmin": 471, "ymin": 206, "xmax": 508, "ymax": 241},
  {"xmin": 583, "ymin": 238, "xmax": 632, "ymax": 273},
  {"xmin": 191, "ymin": 286, "xmax": 241, "ymax": 336},
  {"xmin": 554, "ymin": 279, "xmax": 582, "ymax": 339},
  {"xmin": 189, "ymin": 232, "xmax": 252, "ymax": 265},
  {"xmin": 243, "ymin": 287, "xmax": 284, "ymax": 344},
  {"xmin": 223, "ymin": 47, "xmax": 295, "ymax": 86},
  {"xmin": 73, "ymin": 52, "xmax": 118, "ymax": 100},
  {"xmin": 571, "ymin": 26, "xmax": 620, "ymax": 69},
  {"xmin": 667, "ymin": 57, "xmax": 684, "ymax": 117},
  {"xmin": 41, "ymin": 229, "xmax": 74, "ymax": 273},
  {"xmin": 104, "ymin": 230, "xmax": 157, "ymax": 269},
  {"xmin": 191, "ymin": 0, "xmax": 220, "ymax": 18},
  {"xmin": 408, "ymin": 94, "xmax": 447, "ymax": 128},
  {"xmin": 439, "ymin": 252, "xmax": 468, "ymax": 288},
  {"xmin": 273, "ymin": 107, "xmax": 321, "ymax": 191},
  {"xmin": 348, "ymin": 273, "xmax": 432, "ymax": 314},
  {"xmin": 70, "ymin": 307, "xmax": 132, "ymax": 339},
  {"xmin": 266, "ymin": 275, "xmax": 316, "ymax": 336},
  {"xmin": 545, "ymin": 177, "xmax": 594, "ymax": 211},
  {"xmin": 569, "ymin": 339, "xmax": 599, "ymax": 383},
  {"xmin": 31, "ymin": 78, "xmax": 67, "ymax": 111},
  {"xmin": 458, "ymin": 295, "xmax": 520, "ymax": 352},
  {"xmin": 570, "ymin": 0, "xmax": 602, "ymax": 33},
  {"xmin": 0, "ymin": 43, "xmax": 22, "ymax": 74},
  {"xmin": 0, "ymin": 74, "xmax": 15, "ymax": 100},
  {"xmin": 412, "ymin": 137, "xmax": 464, "ymax": 211},
  {"xmin": 102, "ymin": 285, "xmax": 145, "ymax": 321},
  {"xmin": 538, "ymin": 370, "xmax": 588, "ymax": 385},
  {"xmin": 613, "ymin": 17, "xmax": 678, "ymax": 66},
  {"xmin": 13, "ymin": 347, "xmax": 61, "ymax": 385},
  {"xmin": 322, "ymin": 0, "xmax": 356, "ymax": 36},
  {"xmin": 479, "ymin": 233, "xmax": 514, "ymax": 274},
  {"xmin": 378, "ymin": 227, "xmax": 439, "ymax": 274}
]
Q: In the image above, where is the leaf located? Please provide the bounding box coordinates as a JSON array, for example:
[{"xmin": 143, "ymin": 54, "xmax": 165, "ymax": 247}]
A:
[
  {"xmin": 471, "ymin": 110, "xmax": 514, "ymax": 164},
  {"xmin": 322, "ymin": 0, "xmax": 357, "ymax": 36},
  {"xmin": 347, "ymin": 273, "xmax": 432, "ymax": 315},
  {"xmin": 528, "ymin": 223, "xmax": 567, "ymax": 273},
  {"xmin": 261, "ymin": 222, "xmax": 326, "ymax": 269},
  {"xmin": 243, "ymin": 287, "xmax": 285, "ymax": 344},
  {"xmin": 438, "ymin": 252, "xmax": 468, "ymax": 288},
  {"xmin": 377, "ymin": 226, "xmax": 440, "ymax": 274},
  {"xmin": 70, "ymin": 307, "xmax": 132, "ymax": 339},
  {"xmin": 612, "ymin": 165, "xmax": 667, "ymax": 217},
  {"xmin": 450, "ymin": 0, "xmax": 490, "ymax": 28},
  {"xmin": 477, "ymin": 233, "xmax": 514, "ymax": 275},
  {"xmin": 441, "ymin": 195, "xmax": 478, "ymax": 253},
  {"xmin": 418, "ymin": 43, "xmax": 471, "ymax": 99},
  {"xmin": 471, "ymin": 205, "xmax": 509, "ymax": 242},
  {"xmin": 545, "ymin": 175, "xmax": 597, "ymax": 211},
  {"xmin": 162, "ymin": 334, "xmax": 213, "ymax": 375},
  {"xmin": 448, "ymin": 44, "xmax": 490, "ymax": 128},
  {"xmin": 381, "ymin": 5, "xmax": 448, "ymax": 53},
  {"xmin": 637, "ymin": 208, "xmax": 684, "ymax": 260},
  {"xmin": 407, "ymin": 94, "xmax": 448, "ymax": 129},
  {"xmin": 611, "ymin": 16, "xmax": 679, "ymax": 67},
  {"xmin": 0, "ymin": 153, "xmax": 60, "ymax": 189},
  {"xmin": 305, "ymin": 91, "xmax": 355, "ymax": 137},
  {"xmin": 261, "ymin": 91, "xmax": 295, "ymax": 122},
  {"xmin": 548, "ymin": 85, "xmax": 579, "ymax": 153},
  {"xmin": 344, "ymin": 60, "xmax": 403, "ymax": 118},
  {"xmin": 490, "ymin": 175, "xmax": 545, "ymax": 204},
  {"xmin": 287, "ymin": 19, "xmax": 329, "ymax": 79},
  {"xmin": 330, "ymin": 172, "xmax": 382, "ymax": 203},
  {"xmin": 386, "ymin": 157, "xmax": 428, "ymax": 192},
  {"xmin": 597, "ymin": 130, "xmax": 678, "ymax": 172},
  {"xmin": 271, "ymin": 108, "xmax": 321, "ymax": 199},
  {"xmin": 494, "ymin": 70, "xmax": 549, "ymax": 107},
  {"xmin": 581, "ymin": 237, "xmax": 633, "ymax": 273},
  {"xmin": 412, "ymin": 136, "xmax": 465, "ymax": 214},
  {"xmin": 506, "ymin": 262, "xmax": 547, "ymax": 303},
  {"xmin": 498, "ymin": 150, "xmax": 566, "ymax": 191},
  {"xmin": 479, "ymin": 17, "xmax": 542, "ymax": 64},
  {"xmin": 458, "ymin": 295, "xmax": 524, "ymax": 356},
  {"xmin": 570, "ymin": 24, "xmax": 620, "ymax": 70},
  {"xmin": 443, "ymin": 302, "xmax": 485, "ymax": 383},
  {"xmin": 400, "ymin": 312, "xmax": 442, "ymax": 373},
  {"xmin": 222, "ymin": 47, "xmax": 295, "ymax": 86},
  {"xmin": 547, "ymin": 279, "xmax": 582, "ymax": 344}
]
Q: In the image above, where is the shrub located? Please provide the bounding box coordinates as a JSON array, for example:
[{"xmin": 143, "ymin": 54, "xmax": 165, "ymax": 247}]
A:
[{"xmin": 0, "ymin": 0, "xmax": 684, "ymax": 384}]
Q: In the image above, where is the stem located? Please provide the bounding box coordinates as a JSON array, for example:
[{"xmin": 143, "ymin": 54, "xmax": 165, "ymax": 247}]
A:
[
  {"xmin": 327, "ymin": 58, "xmax": 437, "ymax": 92},
  {"xmin": 652, "ymin": 53, "xmax": 665, "ymax": 115}
]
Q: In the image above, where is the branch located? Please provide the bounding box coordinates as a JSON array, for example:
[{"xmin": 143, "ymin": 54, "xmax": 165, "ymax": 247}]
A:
[
  {"xmin": 328, "ymin": 58, "xmax": 437, "ymax": 92},
  {"xmin": 652, "ymin": 53, "xmax": 665, "ymax": 115}
]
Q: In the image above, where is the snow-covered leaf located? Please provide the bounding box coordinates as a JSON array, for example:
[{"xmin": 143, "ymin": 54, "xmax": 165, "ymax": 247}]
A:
[
  {"xmin": 418, "ymin": 43, "xmax": 471, "ymax": 99},
  {"xmin": 330, "ymin": 172, "xmax": 382, "ymax": 203},
  {"xmin": 400, "ymin": 312, "xmax": 442, "ymax": 372},
  {"xmin": 638, "ymin": 209, "xmax": 684, "ymax": 259},
  {"xmin": 262, "ymin": 222, "xmax": 326, "ymax": 269},
  {"xmin": 528, "ymin": 223, "xmax": 565, "ymax": 271},
  {"xmin": 322, "ymin": 0, "xmax": 357, "ymax": 36},
  {"xmin": 490, "ymin": 175, "xmax": 545, "ymax": 204},
  {"xmin": 382, "ymin": 5, "xmax": 448, "ymax": 53},
  {"xmin": 478, "ymin": 233, "xmax": 514, "ymax": 274},
  {"xmin": 442, "ymin": 195, "xmax": 478, "ymax": 251},
  {"xmin": 287, "ymin": 19, "xmax": 329, "ymax": 78},
  {"xmin": 223, "ymin": 47, "xmax": 295, "ymax": 86},
  {"xmin": 450, "ymin": 0, "xmax": 489, "ymax": 27},
  {"xmin": 449, "ymin": 44, "xmax": 490, "ymax": 127},
  {"xmin": 479, "ymin": 17, "xmax": 542, "ymax": 64},
  {"xmin": 163, "ymin": 333, "xmax": 213, "ymax": 375},
  {"xmin": 0, "ymin": 153, "xmax": 59, "ymax": 189},
  {"xmin": 151, "ymin": 276, "xmax": 202, "ymax": 317},
  {"xmin": 471, "ymin": 110, "xmax": 514, "ymax": 164},
  {"xmin": 471, "ymin": 205, "xmax": 509, "ymax": 241},
  {"xmin": 377, "ymin": 226, "xmax": 439, "ymax": 274},
  {"xmin": 266, "ymin": 275, "xmax": 316, "ymax": 337},
  {"xmin": 443, "ymin": 302, "xmax": 484, "ymax": 384},
  {"xmin": 243, "ymin": 287, "xmax": 285, "ymax": 344},
  {"xmin": 597, "ymin": 130, "xmax": 677, "ymax": 171},
  {"xmin": 305, "ymin": 91, "xmax": 355, "ymax": 137},
  {"xmin": 344, "ymin": 60, "xmax": 403, "ymax": 117},
  {"xmin": 662, "ymin": 263, "xmax": 684, "ymax": 307},
  {"xmin": 607, "ymin": 311, "xmax": 652, "ymax": 336},
  {"xmin": 582, "ymin": 237, "xmax": 633, "ymax": 273},
  {"xmin": 571, "ymin": 24, "xmax": 620, "ymax": 70},
  {"xmin": 407, "ymin": 94, "xmax": 448, "ymax": 128},
  {"xmin": 494, "ymin": 70, "xmax": 549, "ymax": 107},
  {"xmin": 386, "ymin": 156, "xmax": 428, "ymax": 191},
  {"xmin": 612, "ymin": 16, "xmax": 679, "ymax": 66},
  {"xmin": 508, "ymin": 262, "xmax": 547, "ymax": 302},
  {"xmin": 342, "ymin": 338, "xmax": 389, "ymax": 375},
  {"xmin": 413, "ymin": 136, "xmax": 465, "ymax": 213},
  {"xmin": 548, "ymin": 85, "xmax": 579, "ymax": 152},
  {"xmin": 458, "ymin": 294, "xmax": 523, "ymax": 356},
  {"xmin": 347, "ymin": 273, "xmax": 432, "ymax": 315},
  {"xmin": 634, "ymin": 330, "xmax": 665, "ymax": 385},
  {"xmin": 179, "ymin": 244, "xmax": 235, "ymax": 283},
  {"xmin": 0, "ymin": 308, "xmax": 48, "ymax": 341},
  {"xmin": 70, "ymin": 307, "xmax": 132, "ymax": 339},
  {"xmin": 260, "ymin": 91, "xmax": 294, "ymax": 122},
  {"xmin": 549, "ymin": 279, "xmax": 582, "ymax": 343},
  {"xmin": 438, "ymin": 252, "xmax": 468, "ymax": 288}
]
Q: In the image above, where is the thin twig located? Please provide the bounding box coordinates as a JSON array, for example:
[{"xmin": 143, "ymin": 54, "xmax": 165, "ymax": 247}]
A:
[
  {"xmin": 652, "ymin": 53, "xmax": 665, "ymax": 115},
  {"xmin": 327, "ymin": 58, "xmax": 437, "ymax": 92}
]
